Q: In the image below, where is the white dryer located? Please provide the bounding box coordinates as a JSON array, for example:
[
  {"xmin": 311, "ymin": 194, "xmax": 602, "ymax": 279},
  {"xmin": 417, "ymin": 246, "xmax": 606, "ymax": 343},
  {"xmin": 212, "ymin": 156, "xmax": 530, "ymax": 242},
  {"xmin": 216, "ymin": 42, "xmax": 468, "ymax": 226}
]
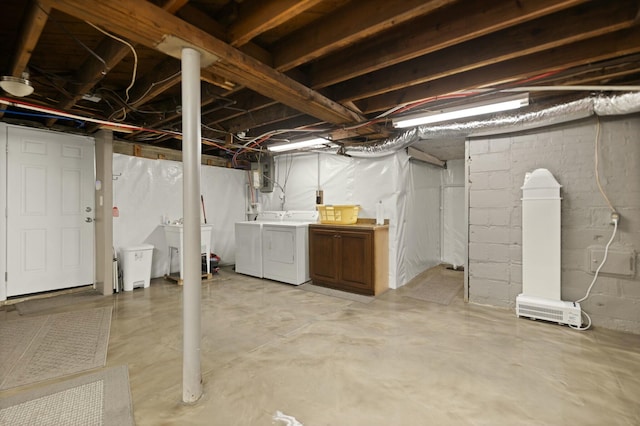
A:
[
  {"xmin": 262, "ymin": 211, "xmax": 319, "ymax": 285},
  {"xmin": 234, "ymin": 211, "xmax": 285, "ymax": 278}
]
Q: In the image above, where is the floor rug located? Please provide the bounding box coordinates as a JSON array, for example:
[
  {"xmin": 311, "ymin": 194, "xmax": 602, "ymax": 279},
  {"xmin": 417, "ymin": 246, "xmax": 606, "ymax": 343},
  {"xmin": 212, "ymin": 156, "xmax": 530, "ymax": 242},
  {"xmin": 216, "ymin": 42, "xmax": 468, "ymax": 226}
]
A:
[
  {"xmin": 0, "ymin": 307, "xmax": 112, "ymax": 390},
  {"xmin": 298, "ymin": 283, "xmax": 375, "ymax": 304},
  {"xmin": 404, "ymin": 270, "xmax": 463, "ymax": 305},
  {"xmin": 0, "ymin": 365, "xmax": 133, "ymax": 426},
  {"xmin": 15, "ymin": 290, "xmax": 106, "ymax": 316}
]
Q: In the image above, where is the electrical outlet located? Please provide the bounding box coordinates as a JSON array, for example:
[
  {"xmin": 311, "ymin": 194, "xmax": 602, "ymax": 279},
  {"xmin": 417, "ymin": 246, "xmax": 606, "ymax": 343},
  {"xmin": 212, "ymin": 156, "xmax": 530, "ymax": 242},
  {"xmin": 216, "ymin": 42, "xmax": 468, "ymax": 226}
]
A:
[{"xmin": 611, "ymin": 211, "xmax": 620, "ymax": 225}]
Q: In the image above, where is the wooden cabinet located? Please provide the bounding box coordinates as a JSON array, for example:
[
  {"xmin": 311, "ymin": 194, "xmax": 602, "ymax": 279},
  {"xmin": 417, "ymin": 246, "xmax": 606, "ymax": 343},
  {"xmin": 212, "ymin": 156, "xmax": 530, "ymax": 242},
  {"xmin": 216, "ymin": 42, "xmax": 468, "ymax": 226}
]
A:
[{"xmin": 309, "ymin": 223, "xmax": 388, "ymax": 296}]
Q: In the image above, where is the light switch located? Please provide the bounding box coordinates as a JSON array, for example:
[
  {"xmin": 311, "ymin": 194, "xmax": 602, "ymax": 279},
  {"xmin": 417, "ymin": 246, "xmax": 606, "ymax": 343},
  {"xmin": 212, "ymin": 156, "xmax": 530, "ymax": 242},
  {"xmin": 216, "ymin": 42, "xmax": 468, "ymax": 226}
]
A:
[{"xmin": 588, "ymin": 247, "xmax": 636, "ymax": 277}]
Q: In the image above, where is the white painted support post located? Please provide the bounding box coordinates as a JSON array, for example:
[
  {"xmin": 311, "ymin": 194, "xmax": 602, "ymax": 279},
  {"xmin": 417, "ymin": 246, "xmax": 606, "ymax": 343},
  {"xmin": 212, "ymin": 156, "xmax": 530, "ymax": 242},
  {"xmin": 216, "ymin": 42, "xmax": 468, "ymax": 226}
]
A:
[{"xmin": 181, "ymin": 47, "xmax": 203, "ymax": 403}]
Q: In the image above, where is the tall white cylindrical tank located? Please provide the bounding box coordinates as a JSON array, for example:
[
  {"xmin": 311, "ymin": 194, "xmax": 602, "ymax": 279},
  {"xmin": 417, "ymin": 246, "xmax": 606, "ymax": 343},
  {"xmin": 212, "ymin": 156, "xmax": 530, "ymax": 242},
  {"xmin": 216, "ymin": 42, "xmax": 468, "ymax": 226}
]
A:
[{"xmin": 521, "ymin": 169, "xmax": 562, "ymax": 300}]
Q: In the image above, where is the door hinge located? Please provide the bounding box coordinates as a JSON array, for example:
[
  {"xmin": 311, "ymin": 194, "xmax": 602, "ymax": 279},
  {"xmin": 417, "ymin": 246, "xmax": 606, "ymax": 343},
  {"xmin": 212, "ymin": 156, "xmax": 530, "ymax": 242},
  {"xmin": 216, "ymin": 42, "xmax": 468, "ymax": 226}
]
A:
[{"xmin": 4, "ymin": 272, "xmax": 7, "ymax": 282}]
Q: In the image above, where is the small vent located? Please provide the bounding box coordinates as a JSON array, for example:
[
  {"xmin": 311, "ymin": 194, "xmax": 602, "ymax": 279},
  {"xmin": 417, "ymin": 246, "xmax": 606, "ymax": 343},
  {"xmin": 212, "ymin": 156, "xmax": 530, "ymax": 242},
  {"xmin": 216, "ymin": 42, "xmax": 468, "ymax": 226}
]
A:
[{"xmin": 519, "ymin": 304, "xmax": 563, "ymax": 321}]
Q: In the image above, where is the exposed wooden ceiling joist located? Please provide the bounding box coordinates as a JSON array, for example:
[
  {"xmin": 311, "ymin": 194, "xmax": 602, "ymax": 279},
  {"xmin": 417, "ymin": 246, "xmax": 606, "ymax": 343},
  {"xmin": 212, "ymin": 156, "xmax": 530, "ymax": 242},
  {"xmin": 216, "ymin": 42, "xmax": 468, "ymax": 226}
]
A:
[
  {"xmin": 227, "ymin": 0, "xmax": 324, "ymax": 48},
  {"xmin": 177, "ymin": 3, "xmax": 272, "ymax": 65},
  {"xmin": 45, "ymin": 0, "xmax": 363, "ymax": 126},
  {"xmin": 46, "ymin": 0, "xmax": 188, "ymax": 126},
  {"xmin": 272, "ymin": 0, "xmax": 458, "ymax": 71},
  {"xmin": 330, "ymin": 0, "xmax": 639, "ymax": 102},
  {"xmin": 308, "ymin": 0, "xmax": 588, "ymax": 88},
  {"xmin": 3, "ymin": 0, "xmax": 639, "ymax": 160},
  {"xmin": 357, "ymin": 26, "xmax": 640, "ymax": 114},
  {"xmin": 12, "ymin": 1, "xmax": 50, "ymax": 76}
]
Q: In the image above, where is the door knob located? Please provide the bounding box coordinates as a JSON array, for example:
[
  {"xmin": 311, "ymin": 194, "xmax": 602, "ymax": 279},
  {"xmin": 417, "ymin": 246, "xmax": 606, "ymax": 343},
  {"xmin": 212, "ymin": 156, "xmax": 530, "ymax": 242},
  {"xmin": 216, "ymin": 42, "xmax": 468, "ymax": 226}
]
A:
[{"xmin": 85, "ymin": 217, "xmax": 93, "ymax": 223}]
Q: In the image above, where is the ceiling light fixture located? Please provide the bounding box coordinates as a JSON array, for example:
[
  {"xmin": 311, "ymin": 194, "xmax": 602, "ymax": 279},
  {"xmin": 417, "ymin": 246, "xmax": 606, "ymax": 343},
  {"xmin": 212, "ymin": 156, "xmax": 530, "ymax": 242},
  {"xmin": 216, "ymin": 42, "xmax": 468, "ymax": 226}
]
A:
[
  {"xmin": 0, "ymin": 72, "xmax": 35, "ymax": 97},
  {"xmin": 393, "ymin": 93, "xmax": 529, "ymax": 128},
  {"xmin": 267, "ymin": 137, "xmax": 329, "ymax": 152}
]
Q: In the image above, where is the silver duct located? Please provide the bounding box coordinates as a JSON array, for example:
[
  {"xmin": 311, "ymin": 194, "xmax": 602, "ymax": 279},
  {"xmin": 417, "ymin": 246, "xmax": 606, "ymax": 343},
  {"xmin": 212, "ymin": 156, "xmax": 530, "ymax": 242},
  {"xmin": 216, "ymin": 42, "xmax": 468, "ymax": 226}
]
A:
[{"xmin": 345, "ymin": 92, "xmax": 640, "ymax": 158}]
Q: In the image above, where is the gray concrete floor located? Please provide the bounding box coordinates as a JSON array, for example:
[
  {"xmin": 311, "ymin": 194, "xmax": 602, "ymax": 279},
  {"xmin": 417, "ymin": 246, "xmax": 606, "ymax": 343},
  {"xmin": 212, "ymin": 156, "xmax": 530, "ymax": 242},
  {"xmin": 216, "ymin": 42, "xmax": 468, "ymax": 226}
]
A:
[{"xmin": 2, "ymin": 265, "xmax": 640, "ymax": 425}]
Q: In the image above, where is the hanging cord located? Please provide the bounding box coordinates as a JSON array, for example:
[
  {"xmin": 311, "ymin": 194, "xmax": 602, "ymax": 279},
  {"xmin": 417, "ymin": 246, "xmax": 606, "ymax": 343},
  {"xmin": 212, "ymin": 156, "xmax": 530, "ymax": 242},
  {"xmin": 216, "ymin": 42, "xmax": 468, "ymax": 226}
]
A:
[
  {"xmin": 85, "ymin": 21, "xmax": 138, "ymax": 121},
  {"xmin": 37, "ymin": 4, "xmax": 108, "ymax": 75},
  {"xmin": 571, "ymin": 117, "xmax": 618, "ymax": 331},
  {"xmin": 593, "ymin": 118, "xmax": 616, "ymax": 212}
]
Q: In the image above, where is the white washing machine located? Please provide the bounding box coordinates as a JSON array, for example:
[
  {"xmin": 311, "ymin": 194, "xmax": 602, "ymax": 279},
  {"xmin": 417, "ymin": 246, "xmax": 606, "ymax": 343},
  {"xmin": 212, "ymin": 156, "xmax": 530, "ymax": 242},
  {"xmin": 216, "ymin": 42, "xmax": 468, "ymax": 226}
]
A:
[
  {"xmin": 234, "ymin": 211, "xmax": 285, "ymax": 278},
  {"xmin": 262, "ymin": 211, "xmax": 319, "ymax": 285}
]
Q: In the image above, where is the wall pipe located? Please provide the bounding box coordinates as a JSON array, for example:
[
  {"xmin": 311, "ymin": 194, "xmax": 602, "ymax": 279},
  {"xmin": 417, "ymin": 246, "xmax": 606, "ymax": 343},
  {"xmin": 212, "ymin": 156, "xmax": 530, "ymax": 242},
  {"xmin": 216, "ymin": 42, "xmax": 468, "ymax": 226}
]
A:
[{"xmin": 181, "ymin": 47, "xmax": 203, "ymax": 404}]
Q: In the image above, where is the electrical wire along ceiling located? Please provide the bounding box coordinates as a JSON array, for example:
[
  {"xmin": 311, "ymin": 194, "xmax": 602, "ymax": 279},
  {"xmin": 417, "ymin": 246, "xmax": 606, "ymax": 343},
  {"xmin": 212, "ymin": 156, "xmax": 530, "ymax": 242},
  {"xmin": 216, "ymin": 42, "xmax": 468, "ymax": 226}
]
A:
[{"xmin": 1, "ymin": 0, "xmax": 639, "ymax": 165}]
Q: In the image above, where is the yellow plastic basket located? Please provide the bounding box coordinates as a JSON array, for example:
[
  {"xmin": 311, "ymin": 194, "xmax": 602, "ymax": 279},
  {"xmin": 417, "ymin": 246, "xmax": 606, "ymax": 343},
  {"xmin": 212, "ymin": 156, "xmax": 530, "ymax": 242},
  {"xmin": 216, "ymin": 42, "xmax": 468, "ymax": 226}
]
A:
[{"xmin": 317, "ymin": 205, "xmax": 360, "ymax": 225}]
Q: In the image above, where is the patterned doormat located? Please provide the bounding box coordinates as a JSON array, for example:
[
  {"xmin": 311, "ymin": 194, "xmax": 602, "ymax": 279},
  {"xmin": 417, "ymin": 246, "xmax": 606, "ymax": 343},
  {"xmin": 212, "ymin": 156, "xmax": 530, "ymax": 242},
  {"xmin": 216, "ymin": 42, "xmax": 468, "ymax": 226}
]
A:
[
  {"xmin": 14, "ymin": 290, "xmax": 105, "ymax": 316},
  {"xmin": 0, "ymin": 307, "xmax": 112, "ymax": 390},
  {"xmin": 0, "ymin": 365, "xmax": 133, "ymax": 426}
]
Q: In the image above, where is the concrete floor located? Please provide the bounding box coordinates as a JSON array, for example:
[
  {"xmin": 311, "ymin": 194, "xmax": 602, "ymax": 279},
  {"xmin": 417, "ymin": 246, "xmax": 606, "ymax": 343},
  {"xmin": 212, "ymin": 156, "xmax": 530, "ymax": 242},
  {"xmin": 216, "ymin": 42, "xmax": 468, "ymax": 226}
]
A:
[{"xmin": 2, "ymin": 265, "xmax": 640, "ymax": 425}]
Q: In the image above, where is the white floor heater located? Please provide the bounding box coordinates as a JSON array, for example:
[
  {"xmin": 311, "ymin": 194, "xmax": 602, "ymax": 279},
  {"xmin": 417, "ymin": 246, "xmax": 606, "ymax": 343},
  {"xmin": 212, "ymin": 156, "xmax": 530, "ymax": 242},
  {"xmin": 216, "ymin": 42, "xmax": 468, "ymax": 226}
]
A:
[{"xmin": 515, "ymin": 169, "xmax": 582, "ymax": 327}]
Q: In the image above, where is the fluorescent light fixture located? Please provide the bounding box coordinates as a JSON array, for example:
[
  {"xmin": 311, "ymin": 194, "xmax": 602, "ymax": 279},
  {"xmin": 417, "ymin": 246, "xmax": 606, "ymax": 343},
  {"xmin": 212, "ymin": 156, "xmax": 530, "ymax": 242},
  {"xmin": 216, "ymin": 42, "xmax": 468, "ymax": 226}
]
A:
[
  {"xmin": 267, "ymin": 137, "xmax": 328, "ymax": 152},
  {"xmin": 393, "ymin": 93, "xmax": 529, "ymax": 128},
  {"xmin": 0, "ymin": 72, "xmax": 34, "ymax": 97}
]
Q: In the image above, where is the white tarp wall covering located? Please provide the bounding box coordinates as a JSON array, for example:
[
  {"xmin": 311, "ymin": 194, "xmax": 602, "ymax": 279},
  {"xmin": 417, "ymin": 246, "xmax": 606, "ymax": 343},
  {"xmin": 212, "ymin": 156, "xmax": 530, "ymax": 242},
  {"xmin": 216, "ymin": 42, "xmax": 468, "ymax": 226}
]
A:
[
  {"xmin": 112, "ymin": 153, "xmax": 246, "ymax": 278},
  {"xmin": 404, "ymin": 159, "xmax": 443, "ymax": 283},
  {"xmin": 441, "ymin": 159, "xmax": 466, "ymax": 268},
  {"xmin": 258, "ymin": 150, "xmax": 460, "ymax": 288}
]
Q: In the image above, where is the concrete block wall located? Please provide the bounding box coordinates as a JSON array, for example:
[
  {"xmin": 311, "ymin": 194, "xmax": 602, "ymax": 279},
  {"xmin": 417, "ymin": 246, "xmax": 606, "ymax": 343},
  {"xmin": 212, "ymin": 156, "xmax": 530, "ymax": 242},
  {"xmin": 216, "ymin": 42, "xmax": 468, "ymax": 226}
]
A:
[{"xmin": 467, "ymin": 115, "xmax": 640, "ymax": 333}]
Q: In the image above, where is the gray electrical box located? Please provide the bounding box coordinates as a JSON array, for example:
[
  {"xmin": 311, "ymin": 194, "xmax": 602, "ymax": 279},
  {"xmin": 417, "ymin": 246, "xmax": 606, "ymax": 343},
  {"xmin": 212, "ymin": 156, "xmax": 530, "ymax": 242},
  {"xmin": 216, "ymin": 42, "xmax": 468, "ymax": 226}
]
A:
[
  {"xmin": 251, "ymin": 155, "xmax": 274, "ymax": 193},
  {"xmin": 587, "ymin": 247, "xmax": 636, "ymax": 277}
]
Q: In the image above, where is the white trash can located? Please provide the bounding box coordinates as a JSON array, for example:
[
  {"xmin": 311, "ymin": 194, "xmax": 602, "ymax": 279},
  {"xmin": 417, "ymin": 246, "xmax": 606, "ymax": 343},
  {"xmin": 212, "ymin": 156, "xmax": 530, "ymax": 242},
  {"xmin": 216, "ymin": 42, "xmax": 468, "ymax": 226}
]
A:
[{"xmin": 121, "ymin": 244, "xmax": 154, "ymax": 291}]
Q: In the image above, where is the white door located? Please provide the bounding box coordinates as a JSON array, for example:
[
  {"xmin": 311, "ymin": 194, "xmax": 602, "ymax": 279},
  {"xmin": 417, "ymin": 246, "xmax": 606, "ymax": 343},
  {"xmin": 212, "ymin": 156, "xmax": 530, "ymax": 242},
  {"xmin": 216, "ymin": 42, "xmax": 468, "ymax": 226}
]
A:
[
  {"xmin": 6, "ymin": 127, "xmax": 95, "ymax": 297},
  {"xmin": 442, "ymin": 185, "xmax": 465, "ymax": 268}
]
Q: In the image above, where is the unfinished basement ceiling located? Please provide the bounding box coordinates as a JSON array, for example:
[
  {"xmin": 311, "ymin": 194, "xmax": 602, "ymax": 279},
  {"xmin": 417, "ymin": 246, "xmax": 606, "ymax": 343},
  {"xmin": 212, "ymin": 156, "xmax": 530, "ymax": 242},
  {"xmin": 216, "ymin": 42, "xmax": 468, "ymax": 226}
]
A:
[{"xmin": 1, "ymin": 0, "xmax": 639, "ymax": 164}]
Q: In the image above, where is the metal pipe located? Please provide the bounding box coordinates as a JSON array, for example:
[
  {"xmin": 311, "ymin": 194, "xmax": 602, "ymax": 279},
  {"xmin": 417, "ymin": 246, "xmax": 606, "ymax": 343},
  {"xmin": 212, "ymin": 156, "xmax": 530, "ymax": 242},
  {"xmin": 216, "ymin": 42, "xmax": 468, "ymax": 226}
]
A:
[{"xmin": 181, "ymin": 47, "xmax": 202, "ymax": 404}]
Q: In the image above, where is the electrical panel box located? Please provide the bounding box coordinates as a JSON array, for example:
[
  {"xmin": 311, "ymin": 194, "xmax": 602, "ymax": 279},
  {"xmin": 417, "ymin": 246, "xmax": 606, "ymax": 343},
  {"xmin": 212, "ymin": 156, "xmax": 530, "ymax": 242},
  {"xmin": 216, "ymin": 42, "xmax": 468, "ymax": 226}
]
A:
[
  {"xmin": 251, "ymin": 156, "xmax": 274, "ymax": 193},
  {"xmin": 587, "ymin": 247, "xmax": 636, "ymax": 277}
]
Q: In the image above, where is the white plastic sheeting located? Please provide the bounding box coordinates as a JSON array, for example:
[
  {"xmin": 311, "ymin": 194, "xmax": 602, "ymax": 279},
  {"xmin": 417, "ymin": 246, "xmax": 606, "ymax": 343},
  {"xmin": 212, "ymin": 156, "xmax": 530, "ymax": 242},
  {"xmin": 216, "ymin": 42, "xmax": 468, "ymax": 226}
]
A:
[
  {"xmin": 404, "ymin": 160, "xmax": 442, "ymax": 283},
  {"xmin": 441, "ymin": 159, "xmax": 466, "ymax": 268},
  {"xmin": 257, "ymin": 150, "xmax": 459, "ymax": 288},
  {"xmin": 112, "ymin": 153, "xmax": 246, "ymax": 278}
]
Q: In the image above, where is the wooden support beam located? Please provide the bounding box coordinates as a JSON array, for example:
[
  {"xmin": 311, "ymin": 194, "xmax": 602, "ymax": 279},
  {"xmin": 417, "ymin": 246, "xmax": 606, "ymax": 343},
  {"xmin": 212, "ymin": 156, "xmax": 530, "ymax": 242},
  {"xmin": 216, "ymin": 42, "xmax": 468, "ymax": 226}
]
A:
[
  {"xmin": 201, "ymin": 70, "xmax": 236, "ymax": 91},
  {"xmin": 228, "ymin": 0, "xmax": 323, "ymax": 47},
  {"xmin": 159, "ymin": 0, "xmax": 189, "ymax": 15},
  {"xmin": 45, "ymin": 0, "xmax": 188, "ymax": 126},
  {"xmin": 113, "ymin": 139, "xmax": 227, "ymax": 167},
  {"xmin": 273, "ymin": 0, "xmax": 457, "ymax": 71},
  {"xmin": 47, "ymin": 0, "xmax": 363, "ymax": 126},
  {"xmin": 135, "ymin": 0, "xmax": 591, "ymax": 134},
  {"xmin": 309, "ymin": 0, "xmax": 588, "ymax": 88},
  {"xmin": 177, "ymin": 4, "xmax": 272, "ymax": 66},
  {"xmin": 330, "ymin": 0, "xmax": 638, "ymax": 102},
  {"xmin": 357, "ymin": 27, "xmax": 640, "ymax": 114}
]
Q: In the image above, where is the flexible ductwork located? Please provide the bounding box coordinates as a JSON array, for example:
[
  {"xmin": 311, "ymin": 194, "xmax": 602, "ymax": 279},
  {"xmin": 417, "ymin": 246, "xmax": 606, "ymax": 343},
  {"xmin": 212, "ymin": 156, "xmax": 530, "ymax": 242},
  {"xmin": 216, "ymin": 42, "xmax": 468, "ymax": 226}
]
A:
[{"xmin": 345, "ymin": 91, "xmax": 640, "ymax": 157}]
